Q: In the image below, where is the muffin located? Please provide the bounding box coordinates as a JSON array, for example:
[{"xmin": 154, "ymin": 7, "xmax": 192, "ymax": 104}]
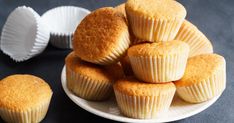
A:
[
  {"xmin": 73, "ymin": 7, "xmax": 130, "ymax": 65},
  {"xmin": 125, "ymin": 0, "xmax": 186, "ymax": 42},
  {"xmin": 66, "ymin": 52, "xmax": 124, "ymax": 101},
  {"xmin": 114, "ymin": 77, "xmax": 176, "ymax": 119},
  {"xmin": 128, "ymin": 40, "xmax": 190, "ymax": 83},
  {"xmin": 0, "ymin": 75, "xmax": 52, "ymax": 123},
  {"xmin": 174, "ymin": 54, "xmax": 226, "ymax": 103},
  {"xmin": 175, "ymin": 20, "xmax": 213, "ymax": 57},
  {"xmin": 120, "ymin": 55, "xmax": 134, "ymax": 76}
]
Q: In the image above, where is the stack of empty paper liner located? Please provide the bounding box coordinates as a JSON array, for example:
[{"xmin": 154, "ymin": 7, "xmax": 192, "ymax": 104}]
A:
[{"xmin": 0, "ymin": 6, "xmax": 90, "ymax": 62}]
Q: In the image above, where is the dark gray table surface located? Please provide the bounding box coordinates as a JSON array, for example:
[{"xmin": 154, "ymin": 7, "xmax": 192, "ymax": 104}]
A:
[{"xmin": 0, "ymin": 0, "xmax": 233, "ymax": 123}]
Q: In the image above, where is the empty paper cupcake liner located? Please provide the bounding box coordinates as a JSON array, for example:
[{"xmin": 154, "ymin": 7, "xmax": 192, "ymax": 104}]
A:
[
  {"xmin": 66, "ymin": 67, "xmax": 113, "ymax": 101},
  {"xmin": 41, "ymin": 6, "xmax": 91, "ymax": 49},
  {"xmin": 0, "ymin": 6, "xmax": 50, "ymax": 62},
  {"xmin": 176, "ymin": 66, "xmax": 226, "ymax": 103}
]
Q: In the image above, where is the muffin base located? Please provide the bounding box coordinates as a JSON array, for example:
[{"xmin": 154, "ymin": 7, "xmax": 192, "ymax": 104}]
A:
[
  {"xmin": 0, "ymin": 100, "xmax": 51, "ymax": 123},
  {"xmin": 114, "ymin": 89, "xmax": 175, "ymax": 119},
  {"xmin": 127, "ymin": 11, "xmax": 184, "ymax": 42},
  {"xmin": 129, "ymin": 53, "xmax": 188, "ymax": 83},
  {"xmin": 66, "ymin": 67, "xmax": 113, "ymax": 101},
  {"xmin": 175, "ymin": 26, "xmax": 213, "ymax": 57}
]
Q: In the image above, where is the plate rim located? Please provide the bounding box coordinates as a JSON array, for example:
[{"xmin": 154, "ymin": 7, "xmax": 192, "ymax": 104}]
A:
[{"xmin": 61, "ymin": 66, "xmax": 221, "ymax": 123}]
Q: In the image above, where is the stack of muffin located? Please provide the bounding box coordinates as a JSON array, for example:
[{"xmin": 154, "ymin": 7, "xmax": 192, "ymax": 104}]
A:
[{"xmin": 66, "ymin": 0, "xmax": 226, "ymax": 119}]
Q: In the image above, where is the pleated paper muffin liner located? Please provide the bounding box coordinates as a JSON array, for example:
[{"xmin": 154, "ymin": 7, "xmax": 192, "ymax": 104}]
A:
[
  {"xmin": 0, "ymin": 100, "xmax": 51, "ymax": 123},
  {"xmin": 66, "ymin": 67, "xmax": 113, "ymax": 101},
  {"xmin": 129, "ymin": 53, "xmax": 189, "ymax": 83},
  {"xmin": 0, "ymin": 6, "xmax": 50, "ymax": 62},
  {"xmin": 176, "ymin": 66, "xmax": 226, "ymax": 103},
  {"xmin": 126, "ymin": 11, "xmax": 184, "ymax": 42},
  {"xmin": 114, "ymin": 89, "xmax": 175, "ymax": 119},
  {"xmin": 41, "ymin": 6, "xmax": 90, "ymax": 49},
  {"xmin": 175, "ymin": 23, "xmax": 213, "ymax": 57},
  {"xmin": 93, "ymin": 31, "xmax": 131, "ymax": 65}
]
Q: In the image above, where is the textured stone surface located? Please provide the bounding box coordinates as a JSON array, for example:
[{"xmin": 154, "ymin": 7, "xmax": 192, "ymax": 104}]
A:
[{"xmin": 0, "ymin": 0, "xmax": 233, "ymax": 122}]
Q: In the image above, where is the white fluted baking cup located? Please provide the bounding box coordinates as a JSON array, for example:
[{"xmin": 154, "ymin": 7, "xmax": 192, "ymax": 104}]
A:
[
  {"xmin": 41, "ymin": 6, "xmax": 90, "ymax": 49},
  {"xmin": 0, "ymin": 6, "xmax": 50, "ymax": 62}
]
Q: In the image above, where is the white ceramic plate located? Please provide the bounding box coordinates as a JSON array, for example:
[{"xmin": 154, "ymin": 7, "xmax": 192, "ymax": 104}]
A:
[{"xmin": 61, "ymin": 66, "xmax": 221, "ymax": 123}]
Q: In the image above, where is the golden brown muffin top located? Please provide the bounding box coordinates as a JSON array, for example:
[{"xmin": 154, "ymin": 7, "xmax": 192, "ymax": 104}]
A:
[
  {"xmin": 176, "ymin": 20, "xmax": 213, "ymax": 52},
  {"xmin": 126, "ymin": 0, "xmax": 186, "ymax": 19},
  {"xmin": 66, "ymin": 52, "xmax": 124, "ymax": 82},
  {"xmin": 115, "ymin": 3, "xmax": 126, "ymax": 17},
  {"xmin": 0, "ymin": 75, "xmax": 52, "ymax": 111},
  {"xmin": 73, "ymin": 7, "xmax": 129, "ymax": 62},
  {"xmin": 114, "ymin": 77, "xmax": 176, "ymax": 96},
  {"xmin": 128, "ymin": 40, "xmax": 189, "ymax": 56},
  {"xmin": 174, "ymin": 54, "xmax": 226, "ymax": 87}
]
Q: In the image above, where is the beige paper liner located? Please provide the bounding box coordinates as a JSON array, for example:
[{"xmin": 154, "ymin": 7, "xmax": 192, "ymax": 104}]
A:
[
  {"xmin": 175, "ymin": 24, "xmax": 213, "ymax": 57},
  {"xmin": 93, "ymin": 31, "xmax": 130, "ymax": 65},
  {"xmin": 129, "ymin": 53, "xmax": 188, "ymax": 83},
  {"xmin": 176, "ymin": 66, "xmax": 226, "ymax": 103},
  {"xmin": 66, "ymin": 67, "xmax": 113, "ymax": 101},
  {"xmin": 127, "ymin": 11, "xmax": 183, "ymax": 42},
  {"xmin": 0, "ymin": 100, "xmax": 51, "ymax": 123},
  {"xmin": 114, "ymin": 89, "xmax": 175, "ymax": 119}
]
